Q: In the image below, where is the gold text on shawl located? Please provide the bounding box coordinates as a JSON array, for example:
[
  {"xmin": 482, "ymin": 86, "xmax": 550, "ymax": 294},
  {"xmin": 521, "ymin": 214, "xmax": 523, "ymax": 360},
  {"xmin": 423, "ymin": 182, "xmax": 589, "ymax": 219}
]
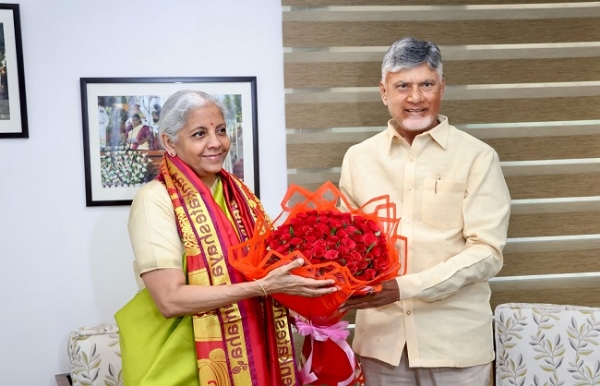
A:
[
  {"xmin": 187, "ymin": 198, "xmax": 227, "ymax": 278},
  {"xmin": 272, "ymin": 299, "xmax": 298, "ymax": 385},
  {"xmin": 230, "ymin": 201, "xmax": 249, "ymax": 240},
  {"xmin": 221, "ymin": 302, "xmax": 246, "ymax": 359},
  {"xmin": 181, "ymin": 188, "xmax": 253, "ymax": 383}
]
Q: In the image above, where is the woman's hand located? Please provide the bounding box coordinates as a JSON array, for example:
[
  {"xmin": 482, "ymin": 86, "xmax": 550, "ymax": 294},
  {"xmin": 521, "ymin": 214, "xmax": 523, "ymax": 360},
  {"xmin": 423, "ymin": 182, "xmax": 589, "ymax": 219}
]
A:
[{"xmin": 259, "ymin": 258, "xmax": 338, "ymax": 298}]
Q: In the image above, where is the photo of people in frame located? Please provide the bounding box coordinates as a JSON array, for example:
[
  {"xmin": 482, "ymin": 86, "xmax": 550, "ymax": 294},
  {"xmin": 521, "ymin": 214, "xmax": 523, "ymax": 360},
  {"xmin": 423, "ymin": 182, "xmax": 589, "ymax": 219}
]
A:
[
  {"xmin": 97, "ymin": 93, "xmax": 245, "ymax": 189},
  {"xmin": 0, "ymin": 22, "xmax": 10, "ymax": 120}
]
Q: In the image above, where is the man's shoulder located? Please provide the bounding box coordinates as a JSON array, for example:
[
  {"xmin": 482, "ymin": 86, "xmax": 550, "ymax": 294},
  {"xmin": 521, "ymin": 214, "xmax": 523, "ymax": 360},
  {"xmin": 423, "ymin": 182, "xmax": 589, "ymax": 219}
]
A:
[
  {"xmin": 349, "ymin": 129, "xmax": 389, "ymax": 152},
  {"xmin": 448, "ymin": 124, "xmax": 494, "ymax": 152}
]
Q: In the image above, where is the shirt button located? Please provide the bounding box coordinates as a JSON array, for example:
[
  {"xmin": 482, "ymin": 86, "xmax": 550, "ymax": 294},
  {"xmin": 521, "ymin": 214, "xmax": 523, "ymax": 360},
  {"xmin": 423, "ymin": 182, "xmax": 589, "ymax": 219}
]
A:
[
  {"xmin": 405, "ymin": 218, "xmax": 411, "ymax": 224},
  {"xmin": 408, "ymin": 186, "xmax": 412, "ymax": 191},
  {"xmin": 409, "ymin": 156, "xmax": 414, "ymax": 162},
  {"xmin": 406, "ymin": 311, "xmax": 411, "ymax": 316}
]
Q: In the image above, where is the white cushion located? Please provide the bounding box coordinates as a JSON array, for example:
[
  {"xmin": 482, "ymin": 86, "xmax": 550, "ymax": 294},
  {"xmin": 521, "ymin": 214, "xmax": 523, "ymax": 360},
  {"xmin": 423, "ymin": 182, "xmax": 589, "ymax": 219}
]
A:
[
  {"xmin": 68, "ymin": 323, "xmax": 122, "ymax": 386},
  {"xmin": 495, "ymin": 303, "xmax": 600, "ymax": 386}
]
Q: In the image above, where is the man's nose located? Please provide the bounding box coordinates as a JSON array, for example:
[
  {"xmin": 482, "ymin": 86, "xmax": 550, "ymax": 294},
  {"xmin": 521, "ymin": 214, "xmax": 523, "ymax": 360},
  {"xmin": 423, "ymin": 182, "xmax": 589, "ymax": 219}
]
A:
[{"xmin": 407, "ymin": 87, "xmax": 422, "ymax": 102}]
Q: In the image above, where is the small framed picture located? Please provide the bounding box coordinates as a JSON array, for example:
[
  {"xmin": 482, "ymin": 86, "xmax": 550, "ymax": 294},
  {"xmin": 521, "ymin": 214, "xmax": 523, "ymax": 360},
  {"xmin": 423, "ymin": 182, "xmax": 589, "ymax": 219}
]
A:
[
  {"xmin": 80, "ymin": 77, "xmax": 259, "ymax": 206},
  {"xmin": 0, "ymin": 4, "xmax": 28, "ymax": 138}
]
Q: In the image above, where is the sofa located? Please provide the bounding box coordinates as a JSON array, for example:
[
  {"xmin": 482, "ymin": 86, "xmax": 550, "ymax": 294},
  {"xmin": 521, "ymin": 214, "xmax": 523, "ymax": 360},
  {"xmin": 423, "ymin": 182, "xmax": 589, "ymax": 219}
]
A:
[{"xmin": 57, "ymin": 303, "xmax": 600, "ymax": 386}]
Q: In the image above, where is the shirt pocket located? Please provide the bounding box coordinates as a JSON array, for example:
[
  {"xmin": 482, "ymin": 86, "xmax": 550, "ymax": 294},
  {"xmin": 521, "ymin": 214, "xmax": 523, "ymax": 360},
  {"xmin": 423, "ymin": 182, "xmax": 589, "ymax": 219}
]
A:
[{"xmin": 421, "ymin": 178, "xmax": 466, "ymax": 229}]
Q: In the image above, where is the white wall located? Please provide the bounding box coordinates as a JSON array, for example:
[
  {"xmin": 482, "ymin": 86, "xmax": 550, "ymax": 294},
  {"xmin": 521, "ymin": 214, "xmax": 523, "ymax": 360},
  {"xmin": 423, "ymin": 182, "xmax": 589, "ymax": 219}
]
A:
[{"xmin": 0, "ymin": 1, "xmax": 287, "ymax": 384}]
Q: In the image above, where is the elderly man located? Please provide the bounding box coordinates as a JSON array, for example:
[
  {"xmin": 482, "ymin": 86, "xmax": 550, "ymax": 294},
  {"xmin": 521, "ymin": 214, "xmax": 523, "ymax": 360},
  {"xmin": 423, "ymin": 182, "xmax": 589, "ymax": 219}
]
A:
[{"xmin": 339, "ymin": 37, "xmax": 511, "ymax": 386}]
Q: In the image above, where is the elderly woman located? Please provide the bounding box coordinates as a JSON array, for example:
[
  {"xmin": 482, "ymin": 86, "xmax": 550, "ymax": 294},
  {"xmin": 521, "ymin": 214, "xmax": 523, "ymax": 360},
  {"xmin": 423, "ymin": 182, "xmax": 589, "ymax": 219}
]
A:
[{"xmin": 116, "ymin": 90, "xmax": 336, "ymax": 386}]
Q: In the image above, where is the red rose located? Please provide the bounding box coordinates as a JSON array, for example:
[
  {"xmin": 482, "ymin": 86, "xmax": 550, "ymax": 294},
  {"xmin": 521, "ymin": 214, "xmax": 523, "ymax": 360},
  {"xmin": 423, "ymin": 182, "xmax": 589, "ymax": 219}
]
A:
[
  {"xmin": 281, "ymin": 231, "xmax": 292, "ymax": 242},
  {"xmin": 324, "ymin": 250, "xmax": 339, "ymax": 260},
  {"xmin": 290, "ymin": 237, "xmax": 303, "ymax": 246},
  {"xmin": 362, "ymin": 268, "xmax": 377, "ymax": 281},
  {"xmin": 363, "ymin": 232, "xmax": 378, "ymax": 247},
  {"xmin": 373, "ymin": 256, "xmax": 389, "ymax": 271},
  {"xmin": 341, "ymin": 237, "xmax": 356, "ymax": 250},
  {"xmin": 313, "ymin": 239, "xmax": 327, "ymax": 257}
]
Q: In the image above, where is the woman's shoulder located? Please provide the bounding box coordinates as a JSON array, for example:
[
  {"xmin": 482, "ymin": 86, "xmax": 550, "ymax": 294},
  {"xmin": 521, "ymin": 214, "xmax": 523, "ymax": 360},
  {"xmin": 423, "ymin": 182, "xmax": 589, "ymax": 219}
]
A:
[
  {"xmin": 131, "ymin": 180, "xmax": 171, "ymax": 213},
  {"xmin": 135, "ymin": 179, "xmax": 167, "ymax": 197}
]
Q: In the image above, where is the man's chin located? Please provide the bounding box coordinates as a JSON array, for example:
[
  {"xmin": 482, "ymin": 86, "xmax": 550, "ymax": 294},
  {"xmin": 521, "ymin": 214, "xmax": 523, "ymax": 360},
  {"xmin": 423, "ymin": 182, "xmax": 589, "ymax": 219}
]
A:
[{"xmin": 400, "ymin": 117, "xmax": 435, "ymax": 132}]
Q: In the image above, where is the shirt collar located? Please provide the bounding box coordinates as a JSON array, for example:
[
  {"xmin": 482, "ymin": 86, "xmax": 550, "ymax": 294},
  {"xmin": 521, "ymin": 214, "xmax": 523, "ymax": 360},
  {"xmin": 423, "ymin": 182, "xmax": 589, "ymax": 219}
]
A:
[{"xmin": 385, "ymin": 115, "xmax": 450, "ymax": 150}]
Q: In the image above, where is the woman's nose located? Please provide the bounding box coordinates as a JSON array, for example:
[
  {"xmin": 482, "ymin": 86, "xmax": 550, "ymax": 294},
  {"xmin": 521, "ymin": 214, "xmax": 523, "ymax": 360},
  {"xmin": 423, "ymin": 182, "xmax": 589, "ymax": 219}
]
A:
[{"xmin": 207, "ymin": 131, "xmax": 223, "ymax": 147}]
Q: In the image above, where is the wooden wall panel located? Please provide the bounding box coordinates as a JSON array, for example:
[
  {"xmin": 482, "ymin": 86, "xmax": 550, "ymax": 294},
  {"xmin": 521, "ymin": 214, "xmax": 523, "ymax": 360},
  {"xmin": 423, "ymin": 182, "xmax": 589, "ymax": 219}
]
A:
[
  {"xmin": 504, "ymin": 173, "xmax": 600, "ymax": 199},
  {"xmin": 285, "ymin": 57, "xmax": 600, "ymax": 88},
  {"xmin": 491, "ymin": 286, "xmax": 600, "ymax": 312},
  {"xmin": 500, "ymin": 249, "xmax": 600, "ymax": 277},
  {"xmin": 286, "ymin": 97, "xmax": 600, "ymax": 129},
  {"xmin": 508, "ymin": 211, "xmax": 600, "ymax": 238},
  {"xmin": 284, "ymin": 0, "xmax": 597, "ymax": 5},
  {"xmin": 484, "ymin": 135, "xmax": 600, "ymax": 162},
  {"xmin": 283, "ymin": 19, "xmax": 600, "ymax": 47}
]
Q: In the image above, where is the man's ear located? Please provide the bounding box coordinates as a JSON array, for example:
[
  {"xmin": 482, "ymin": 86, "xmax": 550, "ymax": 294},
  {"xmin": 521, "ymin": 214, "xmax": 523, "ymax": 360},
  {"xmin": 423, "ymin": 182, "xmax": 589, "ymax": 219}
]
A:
[
  {"xmin": 439, "ymin": 76, "xmax": 446, "ymax": 98},
  {"xmin": 379, "ymin": 81, "xmax": 388, "ymax": 106}
]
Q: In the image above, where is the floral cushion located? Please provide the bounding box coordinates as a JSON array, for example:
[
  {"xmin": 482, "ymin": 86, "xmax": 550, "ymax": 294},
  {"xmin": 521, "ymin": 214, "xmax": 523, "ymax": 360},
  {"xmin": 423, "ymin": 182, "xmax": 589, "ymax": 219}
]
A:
[
  {"xmin": 495, "ymin": 303, "xmax": 600, "ymax": 386},
  {"xmin": 68, "ymin": 323, "xmax": 122, "ymax": 386}
]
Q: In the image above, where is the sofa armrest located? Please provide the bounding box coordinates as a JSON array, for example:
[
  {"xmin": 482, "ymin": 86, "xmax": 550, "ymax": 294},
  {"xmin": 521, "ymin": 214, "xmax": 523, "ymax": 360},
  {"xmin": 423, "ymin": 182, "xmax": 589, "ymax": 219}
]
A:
[{"xmin": 69, "ymin": 323, "xmax": 121, "ymax": 386}]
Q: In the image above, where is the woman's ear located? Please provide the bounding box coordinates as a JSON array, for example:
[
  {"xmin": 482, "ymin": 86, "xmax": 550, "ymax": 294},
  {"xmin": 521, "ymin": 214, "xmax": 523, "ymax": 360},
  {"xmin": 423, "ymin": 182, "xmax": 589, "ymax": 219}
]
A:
[{"xmin": 162, "ymin": 133, "xmax": 176, "ymax": 157}]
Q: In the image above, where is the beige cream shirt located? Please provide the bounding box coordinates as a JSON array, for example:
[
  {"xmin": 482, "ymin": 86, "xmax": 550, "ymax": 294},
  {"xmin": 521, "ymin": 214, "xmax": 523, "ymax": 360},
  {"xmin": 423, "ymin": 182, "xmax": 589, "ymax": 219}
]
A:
[
  {"xmin": 128, "ymin": 180, "xmax": 183, "ymax": 289},
  {"xmin": 339, "ymin": 116, "xmax": 511, "ymax": 367}
]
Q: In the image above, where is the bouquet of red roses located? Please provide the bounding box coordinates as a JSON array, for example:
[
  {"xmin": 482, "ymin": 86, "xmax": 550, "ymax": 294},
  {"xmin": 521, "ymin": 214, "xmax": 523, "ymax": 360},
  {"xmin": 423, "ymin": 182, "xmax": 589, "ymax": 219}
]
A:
[
  {"xmin": 265, "ymin": 209, "xmax": 392, "ymax": 281},
  {"xmin": 229, "ymin": 182, "xmax": 407, "ymax": 385}
]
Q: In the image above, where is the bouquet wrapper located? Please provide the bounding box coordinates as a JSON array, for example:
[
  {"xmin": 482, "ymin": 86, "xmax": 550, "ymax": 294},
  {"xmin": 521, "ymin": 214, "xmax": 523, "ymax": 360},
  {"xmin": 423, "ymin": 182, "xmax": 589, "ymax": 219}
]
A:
[{"xmin": 229, "ymin": 182, "xmax": 407, "ymax": 384}]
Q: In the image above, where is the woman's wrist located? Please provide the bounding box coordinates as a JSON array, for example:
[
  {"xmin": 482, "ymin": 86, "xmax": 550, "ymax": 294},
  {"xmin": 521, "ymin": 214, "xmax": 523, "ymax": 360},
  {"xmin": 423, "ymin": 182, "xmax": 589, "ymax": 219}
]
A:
[{"xmin": 254, "ymin": 279, "xmax": 268, "ymax": 297}]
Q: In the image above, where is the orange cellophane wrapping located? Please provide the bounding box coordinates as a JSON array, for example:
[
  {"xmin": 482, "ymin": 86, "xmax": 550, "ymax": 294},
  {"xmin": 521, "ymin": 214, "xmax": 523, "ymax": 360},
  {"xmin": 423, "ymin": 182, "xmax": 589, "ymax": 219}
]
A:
[{"xmin": 229, "ymin": 181, "xmax": 407, "ymax": 325}]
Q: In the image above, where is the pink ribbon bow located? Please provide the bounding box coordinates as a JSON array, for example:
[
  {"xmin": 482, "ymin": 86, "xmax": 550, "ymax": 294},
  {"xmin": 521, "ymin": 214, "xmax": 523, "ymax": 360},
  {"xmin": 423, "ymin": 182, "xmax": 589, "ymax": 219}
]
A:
[{"xmin": 295, "ymin": 320, "xmax": 356, "ymax": 386}]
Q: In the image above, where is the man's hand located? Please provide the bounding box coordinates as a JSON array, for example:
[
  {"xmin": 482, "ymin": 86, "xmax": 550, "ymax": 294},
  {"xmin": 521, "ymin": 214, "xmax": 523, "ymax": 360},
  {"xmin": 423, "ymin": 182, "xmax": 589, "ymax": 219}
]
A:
[{"xmin": 339, "ymin": 279, "xmax": 400, "ymax": 313}]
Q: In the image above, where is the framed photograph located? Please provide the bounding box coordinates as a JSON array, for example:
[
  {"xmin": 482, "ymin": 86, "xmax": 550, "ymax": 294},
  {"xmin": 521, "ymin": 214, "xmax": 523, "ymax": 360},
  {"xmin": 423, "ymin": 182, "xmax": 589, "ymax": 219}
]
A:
[
  {"xmin": 80, "ymin": 77, "xmax": 259, "ymax": 206},
  {"xmin": 0, "ymin": 4, "xmax": 28, "ymax": 138}
]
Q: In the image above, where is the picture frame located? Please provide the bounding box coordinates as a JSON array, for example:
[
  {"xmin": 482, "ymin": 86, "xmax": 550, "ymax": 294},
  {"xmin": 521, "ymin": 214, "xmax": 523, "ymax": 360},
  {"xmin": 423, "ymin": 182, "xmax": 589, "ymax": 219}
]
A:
[
  {"xmin": 0, "ymin": 4, "xmax": 28, "ymax": 138},
  {"xmin": 80, "ymin": 77, "xmax": 259, "ymax": 207}
]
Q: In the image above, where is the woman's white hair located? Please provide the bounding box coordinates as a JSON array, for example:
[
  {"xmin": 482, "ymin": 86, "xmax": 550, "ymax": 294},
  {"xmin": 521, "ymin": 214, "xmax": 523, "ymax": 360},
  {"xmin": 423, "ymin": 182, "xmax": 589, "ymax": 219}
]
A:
[{"xmin": 157, "ymin": 90, "xmax": 227, "ymax": 149}]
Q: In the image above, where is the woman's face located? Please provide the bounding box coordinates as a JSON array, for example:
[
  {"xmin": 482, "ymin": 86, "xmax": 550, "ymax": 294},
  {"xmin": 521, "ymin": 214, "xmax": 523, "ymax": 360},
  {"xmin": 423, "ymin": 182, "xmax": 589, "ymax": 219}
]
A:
[
  {"xmin": 131, "ymin": 115, "xmax": 142, "ymax": 127},
  {"xmin": 163, "ymin": 104, "xmax": 230, "ymax": 188}
]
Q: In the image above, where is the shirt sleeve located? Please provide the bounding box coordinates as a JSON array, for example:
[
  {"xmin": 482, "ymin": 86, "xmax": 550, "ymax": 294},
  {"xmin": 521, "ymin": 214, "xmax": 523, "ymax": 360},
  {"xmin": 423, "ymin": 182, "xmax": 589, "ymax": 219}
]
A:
[
  {"xmin": 398, "ymin": 148, "xmax": 511, "ymax": 302},
  {"xmin": 339, "ymin": 148, "xmax": 360, "ymax": 211},
  {"xmin": 128, "ymin": 180, "xmax": 184, "ymax": 278}
]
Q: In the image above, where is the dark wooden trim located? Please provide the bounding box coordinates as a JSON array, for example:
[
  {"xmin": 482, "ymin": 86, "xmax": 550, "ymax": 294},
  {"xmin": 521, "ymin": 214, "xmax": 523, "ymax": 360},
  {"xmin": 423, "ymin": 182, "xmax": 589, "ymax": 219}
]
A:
[{"xmin": 55, "ymin": 373, "xmax": 71, "ymax": 386}]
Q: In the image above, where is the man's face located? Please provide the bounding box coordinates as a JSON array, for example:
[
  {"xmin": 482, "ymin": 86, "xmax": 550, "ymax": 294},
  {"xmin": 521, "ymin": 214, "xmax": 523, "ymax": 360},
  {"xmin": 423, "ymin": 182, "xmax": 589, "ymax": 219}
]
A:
[{"xmin": 379, "ymin": 63, "xmax": 445, "ymax": 134}]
